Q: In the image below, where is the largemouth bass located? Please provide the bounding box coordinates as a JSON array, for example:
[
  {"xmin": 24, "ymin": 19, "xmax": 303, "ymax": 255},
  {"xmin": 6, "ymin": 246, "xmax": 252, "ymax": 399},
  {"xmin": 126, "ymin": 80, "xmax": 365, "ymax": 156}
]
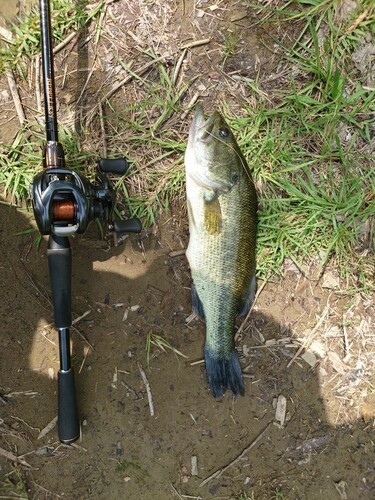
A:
[{"xmin": 185, "ymin": 104, "xmax": 258, "ymax": 398}]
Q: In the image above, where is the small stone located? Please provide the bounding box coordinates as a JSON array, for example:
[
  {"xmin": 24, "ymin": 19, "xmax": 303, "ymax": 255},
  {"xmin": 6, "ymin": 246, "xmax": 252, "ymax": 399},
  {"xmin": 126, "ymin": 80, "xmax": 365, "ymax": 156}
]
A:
[
  {"xmin": 301, "ymin": 350, "xmax": 318, "ymax": 367},
  {"xmin": 1, "ymin": 89, "xmax": 10, "ymax": 102},
  {"xmin": 275, "ymin": 395, "xmax": 287, "ymax": 426},
  {"xmin": 191, "ymin": 456, "xmax": 198, "ymax": 476}
]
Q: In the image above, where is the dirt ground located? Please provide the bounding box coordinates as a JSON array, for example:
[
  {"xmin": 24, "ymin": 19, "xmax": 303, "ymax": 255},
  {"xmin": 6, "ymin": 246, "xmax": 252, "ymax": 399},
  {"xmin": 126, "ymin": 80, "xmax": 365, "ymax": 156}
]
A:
[{"xmin": 1, "ymin": 1, "xmax": 374, "ymax": 499}]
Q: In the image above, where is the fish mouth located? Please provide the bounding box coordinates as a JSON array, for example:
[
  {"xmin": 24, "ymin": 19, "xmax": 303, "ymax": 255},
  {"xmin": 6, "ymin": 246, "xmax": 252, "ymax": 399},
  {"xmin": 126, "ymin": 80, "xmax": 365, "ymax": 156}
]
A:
[{"xmin": 190, "ymin": 104, "xmax": 217, "ymax": 142}]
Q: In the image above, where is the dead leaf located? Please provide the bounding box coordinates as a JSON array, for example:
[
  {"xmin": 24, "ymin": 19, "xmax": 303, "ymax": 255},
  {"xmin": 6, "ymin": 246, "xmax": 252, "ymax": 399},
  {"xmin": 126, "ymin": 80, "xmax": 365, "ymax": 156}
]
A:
[
  {"xmin": 321, "ymin": 271, "xmax": 340, "ymax": 290},
  {"xmin": 327, "ymin": 351, "xmax": 348, "ymax": 374}
]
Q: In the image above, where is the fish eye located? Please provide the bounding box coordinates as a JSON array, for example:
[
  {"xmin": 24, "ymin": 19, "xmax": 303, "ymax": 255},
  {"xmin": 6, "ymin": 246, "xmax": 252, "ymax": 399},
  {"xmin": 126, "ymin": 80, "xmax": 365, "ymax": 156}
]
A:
[{"xmin": 219, "ymin": 127, "xmax": 230, "ymax": 138}]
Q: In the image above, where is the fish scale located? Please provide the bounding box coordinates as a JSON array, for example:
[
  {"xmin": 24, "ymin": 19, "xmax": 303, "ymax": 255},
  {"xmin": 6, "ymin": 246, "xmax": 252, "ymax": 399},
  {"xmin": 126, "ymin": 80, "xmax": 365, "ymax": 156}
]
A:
[{"xmin": 185, "ymin": 104, "xmax": 258, "ymax": 398}]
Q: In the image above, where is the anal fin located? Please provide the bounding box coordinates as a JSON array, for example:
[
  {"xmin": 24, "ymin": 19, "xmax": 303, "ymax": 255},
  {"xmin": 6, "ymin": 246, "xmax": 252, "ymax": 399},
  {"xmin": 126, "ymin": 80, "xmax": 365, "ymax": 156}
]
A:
[
  {"xmin": 191, "ymin": 282, "xmax": 205, "ymax": 320},
  {"xmin": 237, "ymin": 273, "xmax": 256, "ymax": 317}
]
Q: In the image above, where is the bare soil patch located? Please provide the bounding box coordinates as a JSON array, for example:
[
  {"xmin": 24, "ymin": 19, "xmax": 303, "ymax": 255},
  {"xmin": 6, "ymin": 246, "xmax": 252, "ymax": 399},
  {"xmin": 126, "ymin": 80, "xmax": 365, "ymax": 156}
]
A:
[{"xmin": 1, "ymin": 1, "xmax": 374, "ymax": 499}]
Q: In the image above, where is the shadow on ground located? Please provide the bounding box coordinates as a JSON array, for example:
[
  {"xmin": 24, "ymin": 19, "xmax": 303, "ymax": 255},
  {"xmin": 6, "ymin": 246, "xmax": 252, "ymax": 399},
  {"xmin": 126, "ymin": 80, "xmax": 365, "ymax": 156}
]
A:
[{"xmin": 0, "ymin": 203, "xmax": 373, "ymax": 500}]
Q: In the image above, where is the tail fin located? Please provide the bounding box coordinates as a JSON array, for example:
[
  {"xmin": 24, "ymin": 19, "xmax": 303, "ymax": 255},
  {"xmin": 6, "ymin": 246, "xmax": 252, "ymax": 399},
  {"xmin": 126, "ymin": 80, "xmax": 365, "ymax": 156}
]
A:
[{"xmin": 204, "ymin": 345, "xmax": 244, "ymax": 398}]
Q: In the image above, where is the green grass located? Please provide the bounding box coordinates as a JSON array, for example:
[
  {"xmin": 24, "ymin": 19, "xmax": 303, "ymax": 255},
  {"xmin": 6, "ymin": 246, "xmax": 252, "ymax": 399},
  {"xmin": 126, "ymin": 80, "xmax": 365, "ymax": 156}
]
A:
[
  {"xmin": 274, "ymin": 489, "xmax": 286, "ymax": 499},
  {"xmin": 145, "ymin": 331, "xmax": 187, "ymax": 368},
  {"xmin": 0, "ymin": 0, "xmax": 104, "ymax": 76},
  {"xmin": 0, "ymin": 122, "xmax": 96, "ymax": 203},
  {"xmin": 228, "ymin": 0, "xmax": 374, "ymax": 287},
  {"xmin": 116, "ymin": 460, "xmax": 149, "ymax": 479},
  {"xmin": 0, "ymin": 468, "xmax": 28, "ymax": 498},
  {"xmin": 99, "ymin": 54, "xmax": 189, "ymax": 224},
  {"xmin": 0, "ymin": 0, "xmax": 373, "ymax": 291},
  {"xmin": 221, "ymin": 28, "xmax": 240, "ymax": 67}
]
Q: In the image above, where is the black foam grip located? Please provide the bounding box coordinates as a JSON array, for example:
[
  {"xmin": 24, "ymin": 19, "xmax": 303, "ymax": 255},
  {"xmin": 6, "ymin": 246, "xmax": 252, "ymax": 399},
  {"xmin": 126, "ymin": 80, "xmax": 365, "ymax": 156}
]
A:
[
  {"xmin": 47, "ymin": 236, "xmax": 72, "ymax": 328},
  {"xmin": 99, "ymin": 158, "xmax": 128, "ymax": 175},
  {"xmin": 58, "ymin": 369, "xmax": 80, "ymax": 444}
]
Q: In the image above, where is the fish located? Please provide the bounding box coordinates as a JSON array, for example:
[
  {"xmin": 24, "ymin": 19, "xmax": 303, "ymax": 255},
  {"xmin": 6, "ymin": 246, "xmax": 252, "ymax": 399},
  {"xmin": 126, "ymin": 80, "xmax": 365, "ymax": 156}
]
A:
[{"xmin": 185, "ymin": 103, "xmax": 258, "ymax": 398}]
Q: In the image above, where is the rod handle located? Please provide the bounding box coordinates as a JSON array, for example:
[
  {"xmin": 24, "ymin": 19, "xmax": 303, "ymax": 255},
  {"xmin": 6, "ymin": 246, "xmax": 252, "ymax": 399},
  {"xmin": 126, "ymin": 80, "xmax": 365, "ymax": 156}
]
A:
[
  {"xmin": 58, "ymin": 368, "xmax": 80, "ymax": 444},
  {"xmin": 47, "ymin": 235, "xmax": 72, "ymax": 328}
]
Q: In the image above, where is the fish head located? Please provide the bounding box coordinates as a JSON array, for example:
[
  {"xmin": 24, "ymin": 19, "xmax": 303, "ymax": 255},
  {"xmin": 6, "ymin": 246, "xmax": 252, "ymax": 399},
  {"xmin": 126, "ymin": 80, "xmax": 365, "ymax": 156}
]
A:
[{"xmin": 185, "ymin": 104, "xmax": 243, "ymax": 194}]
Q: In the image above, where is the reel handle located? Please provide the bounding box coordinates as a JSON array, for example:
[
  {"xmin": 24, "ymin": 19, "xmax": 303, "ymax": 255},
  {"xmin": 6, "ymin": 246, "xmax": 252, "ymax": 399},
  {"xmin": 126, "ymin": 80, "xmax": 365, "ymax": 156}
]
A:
[
  {"xmin": 98, "ymin": 157, "xmax": 129, "ymax": 174},
  {"xmin": 114, "ymin": 218, "xmax": 142, "ymax": 234}
]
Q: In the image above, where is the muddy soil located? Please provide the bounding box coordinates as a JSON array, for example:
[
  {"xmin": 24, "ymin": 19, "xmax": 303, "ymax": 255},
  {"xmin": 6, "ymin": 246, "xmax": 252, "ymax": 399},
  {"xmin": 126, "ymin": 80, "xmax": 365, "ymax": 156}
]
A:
[
  {"xmin": 1, "ymin": 196, "xmax": 374, "ymax": 500},
  {"xmin": 1, "ymin": 1, "xmax": 374, "ymax": 499}
]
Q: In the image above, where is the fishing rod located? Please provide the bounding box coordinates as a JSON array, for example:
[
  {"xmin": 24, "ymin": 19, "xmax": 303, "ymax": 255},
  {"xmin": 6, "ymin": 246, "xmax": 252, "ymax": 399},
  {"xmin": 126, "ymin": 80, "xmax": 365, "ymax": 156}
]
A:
[{"xmin": 30, "ymin": 0, "xmax": 142, "ymax": 443}]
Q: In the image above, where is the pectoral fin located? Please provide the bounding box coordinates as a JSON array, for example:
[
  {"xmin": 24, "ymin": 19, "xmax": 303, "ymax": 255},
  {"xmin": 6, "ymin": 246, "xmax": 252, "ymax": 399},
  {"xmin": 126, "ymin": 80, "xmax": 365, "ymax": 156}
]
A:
[{"xmin": 203, "ymin": 197, "xmax": 222, "ymax": 235}]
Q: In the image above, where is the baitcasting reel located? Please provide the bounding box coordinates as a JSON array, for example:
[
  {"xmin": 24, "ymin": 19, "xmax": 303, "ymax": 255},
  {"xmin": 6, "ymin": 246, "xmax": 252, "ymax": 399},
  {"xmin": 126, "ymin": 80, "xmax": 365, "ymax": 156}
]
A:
[{"xmin": 30, "ymin": 141, "xmax": 142, "ymax": 238}]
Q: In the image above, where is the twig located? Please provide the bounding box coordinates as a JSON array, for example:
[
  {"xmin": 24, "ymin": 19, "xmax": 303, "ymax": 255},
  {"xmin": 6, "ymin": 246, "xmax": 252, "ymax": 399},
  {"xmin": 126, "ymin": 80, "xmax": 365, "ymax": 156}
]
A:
[
  {"xmin": 287, "ymin": 300, "xmax": 330, "ymax": 368},
  {"xmin": 137, "ymin": 362, "xmax": 155, "ymax": 416},
  {"xmin": 169, "ymin": 249, "xmax": 186, "ymax": 257},
  {"xmin": 71, "ymin": 324, "xmax": 95, "ymax": 350},
  {"xmin": 190, "ymin": 359, "xmax": 204, "ymax": 366},
  {"xmin": 7, "ymin": 71, "xmax": 26, "ymax": 125},
  {"xmin": 78, "ymin": 345, "xmax": 91, "ymax": 374},
  {"xmin": 86, "ymin": 54, "xmax": 169, "ymax": 125},
  {"xmin": 76, "ymin": 46, "xmax": 99, "ymax": 106},
  {"xmin": 181, "ymin": 92, "xmax": 200, "ymax": 120},
  {"xmin": 0, "ymin": 446, "xmax": 32, "ymax": 468},
  {"xmin": 0, "ymin": 496, "xmax": 28, "ymax": 499},
  {"xmin": 244, "ymin": 343, "xmax": 299, "ymax": 350},
  {"xmin": 32, "ymin": 481, "xmax": 63, "ymax": 499},
  {"xmin": 53, "ymin": 31, "xmax": 77, "ymax": 55},
  {"xmin": 170, "ymin": 484, "xmax": 184, "ymax": 499},
  {"xmin": 37, "ymin": 416, "xmax": 58, "ymax": 440},
  {"xmin": 199, "ymin": 421, "xmax": 272, "ymax": 487},
  {"xmin": 0, "ymin": 199, "xmax": 17, "ymax": 206},
  {"xmin": 72, "ymin": 309, "xmax": 92, "ymax": 326},
  {"xmin": 186, "ymin": 311, "xmax": 198, "ymax": 324},
  {"xmin": 342, "ymin": 313, "xmax": 350, "ymax": 356},
  {"xmin": 5, "ymin": 390, "xmax": 39, "ymax": 398},
  {"xmin": 171, "ymin": 484, "xmax": 202, "ymax": 499},
  {"xmin": 69, "ymin": 442, "xmax": 87, "ymax": 452},
  {"xmin": 0, "ymin": 420, "xmax": 32, "ymax": 442},
  {"xmin": 180, "ymin": 38, "xmax": 211, "ymax": 49},
  {"xmin": 98, "ymin": 100, "xmax": 107, "ymax": 157},
  {"xmin": 120, "ymin": 380, "xmax": 139, "ymax": 399},
  {"xmin": 11, "ymin": 416, "xmax": 40, "ymax": 433},
  {"xmin": 173, "ymin": 48, "xmax": 187, "ymax": 85},
  {"xmin": 344, "ymin": 7, "xmax": 370, "ymax": 35}
]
